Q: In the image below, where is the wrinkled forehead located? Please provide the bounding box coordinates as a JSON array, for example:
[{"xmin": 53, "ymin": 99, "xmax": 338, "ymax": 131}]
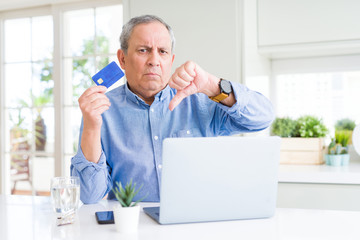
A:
[{"xmin": 128, "ymin": 22, "xmax": 172, "ymax": 49}]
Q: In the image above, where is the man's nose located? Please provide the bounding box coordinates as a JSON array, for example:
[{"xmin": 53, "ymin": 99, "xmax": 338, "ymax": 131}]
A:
[{"xmin": 147, "ymin": 52, "xmax": 160, "ymax": 67}]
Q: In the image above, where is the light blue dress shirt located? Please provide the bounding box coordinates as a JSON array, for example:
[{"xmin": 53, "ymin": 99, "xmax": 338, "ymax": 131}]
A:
[{"xmin": 71, "ymin": 82, "xmax": 274, "ymax": 204}]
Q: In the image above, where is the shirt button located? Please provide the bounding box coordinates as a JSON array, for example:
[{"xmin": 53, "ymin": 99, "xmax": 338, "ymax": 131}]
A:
[
  {"xmin": 158, "ymin": 164, "xmax": 162, "ymax": 169},
  {"xmin": 186, "ymin": 130, "xmax": 191, "ymax": 134},
  {"xmin": 150, "ymin": 108, "xmax": 154, "ymax": 112},
  {"xmin": 154, "ymin": 136, "xmax": 159, "ymax": 140}
]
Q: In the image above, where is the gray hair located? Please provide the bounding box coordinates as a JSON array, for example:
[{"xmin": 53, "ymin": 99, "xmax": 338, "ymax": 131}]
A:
[{"xmin": 120, "ymin": 15, "xmax": 175, "ymax": 54}]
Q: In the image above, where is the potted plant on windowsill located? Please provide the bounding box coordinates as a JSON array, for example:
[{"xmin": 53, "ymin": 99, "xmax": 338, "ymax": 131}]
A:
[
  {"xmin": 271, "ymin": 115, "xmax": 329, "ymax": 165},
  {"xmin": 335, "ymin": 118, "xmax": 356, "ymax": 145},
  {"xmin": 325, "ymin": 130, "xmax": 351, "ymax": 166},
  {"xmin": 112, "ymin": 180, "xmax": 146, "ymax": 234}
]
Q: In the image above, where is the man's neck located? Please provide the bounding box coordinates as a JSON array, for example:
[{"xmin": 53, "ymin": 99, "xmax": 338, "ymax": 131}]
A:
[
  {"xmin": 142, "ymin": 96, "xmax": 155, "ymax": 105},
  {"xmin": 127, "ymin": 83, "xmax": 158, "ymax": 106}
]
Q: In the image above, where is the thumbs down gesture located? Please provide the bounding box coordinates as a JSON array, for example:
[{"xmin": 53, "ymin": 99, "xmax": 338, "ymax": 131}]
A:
[{"xmin": 168, "ymin": 61, "xmax": 220, "ymax": 111}]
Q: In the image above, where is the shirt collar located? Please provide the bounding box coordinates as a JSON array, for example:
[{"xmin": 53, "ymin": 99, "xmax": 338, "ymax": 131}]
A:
[
  {"xmin": 125, "ymin": 83, "xmax": 171, "ymax": 105},
  {"xmin": 124, "ymin": 82, "xmax": 144, "ymax": 105},
  {"xmin": 154, "ymin": 84, "xmax": 171, "ymax": 102}
]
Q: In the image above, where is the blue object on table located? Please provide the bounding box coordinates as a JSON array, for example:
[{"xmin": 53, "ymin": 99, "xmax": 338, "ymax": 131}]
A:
[{"xmin": 92, "ymin": 61, "xmax": 124, "ymax": 88}]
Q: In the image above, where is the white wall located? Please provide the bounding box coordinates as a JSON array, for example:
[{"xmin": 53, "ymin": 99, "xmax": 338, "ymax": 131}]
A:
[
  {"xmin": 124, "ymin": 0, "xmax": 243, "ymax": 83},
  {"xmin": 257, "ymin": 0, "xmax": 360, "ymax": 58},
  {"xmin": 258, "ymin": 0, "xmax": 360, "ymax": 46},
  {"xmin": 243, "ymin": 0, "xmax": 270, "ymax": 78}
]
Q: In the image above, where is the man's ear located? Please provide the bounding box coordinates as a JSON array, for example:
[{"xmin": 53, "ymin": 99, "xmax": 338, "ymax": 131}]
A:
[
  {"xmin": 171, "ymin": 54, "xmax": 175, "ymax": 64},
  {"xmin": 117, "ymin": 49, "xmax": 126, "ymax": 69}
]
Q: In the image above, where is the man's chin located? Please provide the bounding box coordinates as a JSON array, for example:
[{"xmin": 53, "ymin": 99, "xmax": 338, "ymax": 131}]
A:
[{"xmin": 144, "ymin": 82, "xmax": 167, "ymax": 93}]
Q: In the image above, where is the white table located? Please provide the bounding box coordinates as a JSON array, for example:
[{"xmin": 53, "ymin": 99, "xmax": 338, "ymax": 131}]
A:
[{"xmin": 1, "ymin": 194, "xmax": 359, "ymax": 240}]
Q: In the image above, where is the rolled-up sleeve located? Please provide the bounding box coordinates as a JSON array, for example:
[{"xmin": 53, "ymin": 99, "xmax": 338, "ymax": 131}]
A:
[{"xmin": 71, "ymin": 147, "xmax": 113, "ymax": 204}]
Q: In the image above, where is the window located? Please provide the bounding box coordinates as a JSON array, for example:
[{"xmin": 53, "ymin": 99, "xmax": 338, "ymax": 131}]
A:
[
  {"xmin": 272, "ymin": 56, "xmax": 360, "ymax": 133},
  {"xmin": 62, "ymin": 5, "xmax": 122, "ymax": 177},
  {"xmin": 3, "ymin": 15, "xmax": 54, "ymax": 195},
  {"xmin": 0, "ymin": 2, "xmax": 123, "ymax": 195}
]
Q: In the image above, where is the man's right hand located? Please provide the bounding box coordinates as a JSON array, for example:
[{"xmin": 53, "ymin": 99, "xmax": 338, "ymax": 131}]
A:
[
  {"xmin": 78, "ymin": 86, "xmax": 111, "ymax": 130},
  {"xmin": 78, "ymin": 86, "xmax": 111, "ymax": 163}
]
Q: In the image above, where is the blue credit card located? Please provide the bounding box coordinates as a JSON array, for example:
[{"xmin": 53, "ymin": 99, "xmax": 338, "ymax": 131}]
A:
[{"xmin": 92, "ymin": 61, "xmax": 124, "ymax": 88}]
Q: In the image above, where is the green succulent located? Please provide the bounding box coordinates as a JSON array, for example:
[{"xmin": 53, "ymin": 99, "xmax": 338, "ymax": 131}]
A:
[
  {"xmin": 328, "ymin": 138, "xmax": 336, "ymax": 154},
  {"xmin": 335, "ymin": 130, "xmax": 351, "ymax": 147},
  {"xmin": 328, "ymin": 130, "xmax": 351, "ymax": 155},
  {"xmin": 328, "ymin": 141, "xmax": 343, "ymax": 155},
  {"xmin": 112, "ymin": 179, "xmax": 146, "ymax": 207}
]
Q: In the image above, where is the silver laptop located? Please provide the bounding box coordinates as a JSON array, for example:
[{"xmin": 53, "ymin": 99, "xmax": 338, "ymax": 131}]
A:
[{"xmin": 143, "ymin": 136, "xmax": 281, "ymax": 224}]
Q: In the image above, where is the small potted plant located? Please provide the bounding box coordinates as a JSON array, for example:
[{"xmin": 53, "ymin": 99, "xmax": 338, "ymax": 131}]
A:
[
  {"xmin": 325, "ymin": 130, "xmax": 351, "ymax": 166},
  {"xmin": 335, "ymin": 118, "xmax": 356, "ymax": 144},
  {"xmin": 325, "ymin": 138, "xmax": 342, "ymax": 166},
  {"xmin": 112, "ymin": 179, "xmax": 146, "ymax": 234}
]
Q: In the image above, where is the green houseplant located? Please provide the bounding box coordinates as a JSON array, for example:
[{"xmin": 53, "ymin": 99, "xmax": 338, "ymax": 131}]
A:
[
  {"xmin": 112, "ymin": 180, "xmax": 146, "ymax": 233},
  {"xmin": 271, "ymin": 115, "xmax": 328, "ymax": 138},
  {"xmin": 294, "ymin": 115, "xmax": 328, "ymax": 138},
  {"xmin": 335, "ymin": 118, "xmax": 356, "ymax": 131},
  {"xmin": 271, "ymin": 115, "xmax": 329, "ymax": 164},
  {"xmin": 112, "ymin": 180, "xmax": 146, "ymax": 207},
  {"xmin": 271, "ymin": 117, "xmax": 297, "ymax": 137},
  {"xmin": 325, "ymin": 130, "xmax": 352, "ymax": 166}
]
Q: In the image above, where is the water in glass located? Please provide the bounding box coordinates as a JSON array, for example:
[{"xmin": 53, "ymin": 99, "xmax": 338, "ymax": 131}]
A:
[{"xmin": 51, "ymin": 177, "xmax": 80, "ymax": 216}]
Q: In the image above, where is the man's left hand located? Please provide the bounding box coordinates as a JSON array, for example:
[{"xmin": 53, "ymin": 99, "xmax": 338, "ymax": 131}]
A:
[{"xmin": 168, "ymin": 61, "xmax": 219, "ymax": 111}]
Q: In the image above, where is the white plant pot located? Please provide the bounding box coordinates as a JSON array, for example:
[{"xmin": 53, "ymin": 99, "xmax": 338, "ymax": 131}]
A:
[{"xmin": 113, "ymin": 205, "xmax": 140, "ymax": 234}]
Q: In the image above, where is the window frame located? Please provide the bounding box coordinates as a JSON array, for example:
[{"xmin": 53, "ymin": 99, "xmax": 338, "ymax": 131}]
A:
[
  {"xmin": 0, "ymin": 16, "xmax": 4, "ymax": 194},
  {"xmin": 0, "ymin": 0, "xmax": 122, "ymax": 195}
]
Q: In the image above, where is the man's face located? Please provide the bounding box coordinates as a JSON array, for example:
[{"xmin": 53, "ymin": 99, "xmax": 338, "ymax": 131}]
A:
[{"xmin": 118, "ymin": 21, "xmax": 175, "ymax": 102}]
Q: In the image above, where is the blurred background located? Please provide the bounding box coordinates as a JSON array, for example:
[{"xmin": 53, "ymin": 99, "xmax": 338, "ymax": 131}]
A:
[{"xmin": 0, "ymin": 0, "xmax": 359, "ymax": 211}]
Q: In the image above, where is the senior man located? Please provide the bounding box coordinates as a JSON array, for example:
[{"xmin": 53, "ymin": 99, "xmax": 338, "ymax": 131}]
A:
[{"xmin": 71, "ymin": 15, "xmax": 274, "ymax": 204}]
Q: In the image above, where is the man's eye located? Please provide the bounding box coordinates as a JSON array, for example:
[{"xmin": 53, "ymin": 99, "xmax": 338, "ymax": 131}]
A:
[
  {"xmin": 160, "ymin": 50, "xmax": 168, "ymax": 54},
  {"xmin": 139, "ymin": 49, "xmax": 147, "ymax": 53}
]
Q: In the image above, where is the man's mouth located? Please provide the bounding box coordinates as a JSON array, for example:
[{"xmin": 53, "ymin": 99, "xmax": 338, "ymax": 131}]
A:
[{"xmin": 144, "ymin": 72, "xmax": 160, "ymax": 77}]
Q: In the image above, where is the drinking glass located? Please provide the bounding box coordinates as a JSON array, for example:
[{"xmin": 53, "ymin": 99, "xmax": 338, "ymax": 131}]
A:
[{"xmin": 50, "ymin": 176, "xmax": 80, "ymax": 219}]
